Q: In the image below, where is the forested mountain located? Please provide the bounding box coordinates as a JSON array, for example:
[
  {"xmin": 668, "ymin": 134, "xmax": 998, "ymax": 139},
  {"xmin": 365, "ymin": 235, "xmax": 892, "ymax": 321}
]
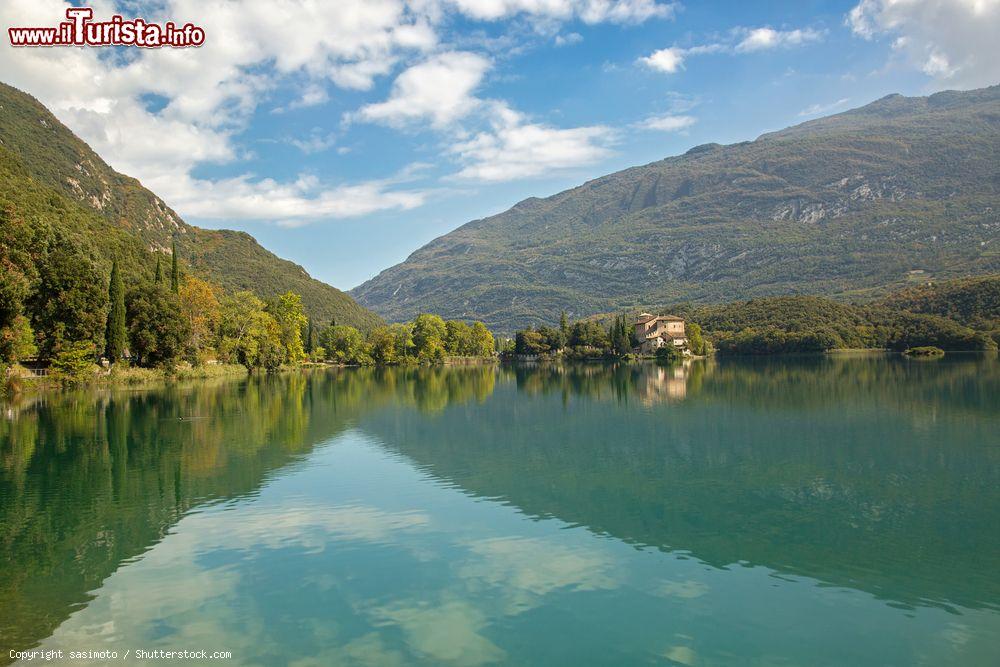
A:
[
  {"xmin": 352, "ymin": 86, "xmax": 1000, "ymax": 332},
  {"xmin": 877, "ymin": 274, "xmax": 1000, "ymax": 332},
  {"xmin": 0, "ymin": 82, "xmax": 380, "ymax": 331}
]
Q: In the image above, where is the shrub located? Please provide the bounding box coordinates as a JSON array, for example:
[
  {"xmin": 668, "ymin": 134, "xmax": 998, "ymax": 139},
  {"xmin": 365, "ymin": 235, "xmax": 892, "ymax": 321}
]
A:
[
  {"xmin": 655, "ymin": 345, "xmax": 683, "ymax": 364},
  {"xmin": 50, "ymin": 341, "xmax": 96, "ymax": 383}
]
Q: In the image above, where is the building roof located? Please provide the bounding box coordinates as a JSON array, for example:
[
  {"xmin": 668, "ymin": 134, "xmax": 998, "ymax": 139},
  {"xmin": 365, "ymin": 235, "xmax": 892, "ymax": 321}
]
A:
[{"xmin": 636, "ymin": 314, "xmax": 684, "ymax": 324}]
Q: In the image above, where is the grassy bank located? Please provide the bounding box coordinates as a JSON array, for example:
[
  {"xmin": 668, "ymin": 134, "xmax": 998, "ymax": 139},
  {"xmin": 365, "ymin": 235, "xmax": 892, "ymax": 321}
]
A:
[{"xmin": 3, "ymin": 362, "xmax": 249, "ymax": 395}]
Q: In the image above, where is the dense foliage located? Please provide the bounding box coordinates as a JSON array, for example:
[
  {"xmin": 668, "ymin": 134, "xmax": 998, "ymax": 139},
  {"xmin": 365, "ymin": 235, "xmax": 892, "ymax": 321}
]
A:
[
  {"xmin": 317, "ymin": 314, "xmax": 496, "ymax": 366},
  {"xmin": 878, "ymin": 275, "xmax": 1000, "ymax": 344},
  {"xmin": 689, "ymin": 294, "xmax": 995, "ymax": 354},
  {"xmin": 512, "ymin": 313, "xmax": 645, "ymax": 360},
  {"xmin": 125, "ymin": 285, "xmax": 190, "ymax": 367},
  {"xmin": 511, "ymin": 275, "xmax": 998, "ymax": 358},
  {"xmin": 0, "ymin": 199, "xmax": 314, "ymax": 376}
]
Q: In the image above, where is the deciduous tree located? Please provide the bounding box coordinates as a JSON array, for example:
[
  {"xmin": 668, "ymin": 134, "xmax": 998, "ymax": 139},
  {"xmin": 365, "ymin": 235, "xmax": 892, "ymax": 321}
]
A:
[
  {"xmin": 126, "ymin": 285, "xmax": 189, "ymax": 367},
  {"xmin": 178, "ymin": 275, "xmax": 220, "ymax": 362}
]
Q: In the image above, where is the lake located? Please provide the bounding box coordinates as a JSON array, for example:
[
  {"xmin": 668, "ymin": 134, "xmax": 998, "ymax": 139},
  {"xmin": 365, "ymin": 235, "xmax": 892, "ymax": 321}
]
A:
[{"xmin": 2, "ymin": 355, "xmax": 999, "ymax": 665}]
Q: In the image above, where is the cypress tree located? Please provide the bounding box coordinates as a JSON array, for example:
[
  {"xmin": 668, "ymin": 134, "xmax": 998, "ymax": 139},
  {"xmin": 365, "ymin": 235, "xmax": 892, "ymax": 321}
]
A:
[
  {"xmin": 154, "ymin": 256, "xmax": 163, "ymax": 283},
  {"xmin": 610, "ymin": 313, "xmax": 631, "ymax": 356},
  {"xmin": 105, "ymin": 259, "xmax": 127, "ymax": 363},
  {"xmin": 170, "ymin": 239, "xmax": 180, "ymax": 294},
  {"xmin": 305, "ymin": 318, "xmax": 314, "ymax": 354}
]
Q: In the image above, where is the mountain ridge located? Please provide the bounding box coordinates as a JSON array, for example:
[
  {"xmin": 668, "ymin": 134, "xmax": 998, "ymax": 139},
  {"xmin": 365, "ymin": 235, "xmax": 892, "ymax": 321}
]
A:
[
  {"xmin": 352, "ymin": 85, "xmax": 1000, "ymax": 332},
  {"xmin": 0, "ymin": 82, "xmax": 381, "ymax": 331}
]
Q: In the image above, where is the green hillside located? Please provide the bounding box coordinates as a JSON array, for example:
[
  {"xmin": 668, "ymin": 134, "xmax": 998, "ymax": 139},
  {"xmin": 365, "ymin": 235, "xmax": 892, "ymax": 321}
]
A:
[
  {"xmin": 575, "ymin": 275, "xmax": 1000, "ymax": 353},
  {"xmin": 0, "ymin": 82, "xmax": 380, "ymax": 331},
  {"xmin": 877, "ymin": 275, "xmax": 1000, "ymax": 330},
  {"xmin": 352, "ymin": 86, "xmax": 1000, "ymax": 332}
]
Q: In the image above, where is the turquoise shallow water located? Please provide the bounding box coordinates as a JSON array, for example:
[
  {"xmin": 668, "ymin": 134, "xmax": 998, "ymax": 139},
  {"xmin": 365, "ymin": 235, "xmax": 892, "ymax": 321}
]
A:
[{"xmin": 2, "ymin": 356, "xmax": 999, "ymax": 665}]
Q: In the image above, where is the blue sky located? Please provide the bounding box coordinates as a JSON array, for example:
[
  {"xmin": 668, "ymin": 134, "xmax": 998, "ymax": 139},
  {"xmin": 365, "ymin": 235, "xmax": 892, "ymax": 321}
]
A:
[{"xmin": 2, "ymin": 0, "xmax": 997, "ymax": 289}]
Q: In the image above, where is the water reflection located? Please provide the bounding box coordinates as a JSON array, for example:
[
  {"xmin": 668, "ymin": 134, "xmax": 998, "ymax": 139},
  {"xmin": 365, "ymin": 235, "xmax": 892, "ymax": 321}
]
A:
[
  {"xmin": 367, "ymin": 356, "xmax": 1000, "ymax": 613},
  {"xmin": 1, "ymin": 356, "xmax": 998, "ymax": 665}
]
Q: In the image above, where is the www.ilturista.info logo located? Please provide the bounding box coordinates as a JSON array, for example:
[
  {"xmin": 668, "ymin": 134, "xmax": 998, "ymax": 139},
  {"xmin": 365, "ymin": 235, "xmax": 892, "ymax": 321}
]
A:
[{"xmin": 8, "ymin": 7, "xmax": 205, "ymax": 48}]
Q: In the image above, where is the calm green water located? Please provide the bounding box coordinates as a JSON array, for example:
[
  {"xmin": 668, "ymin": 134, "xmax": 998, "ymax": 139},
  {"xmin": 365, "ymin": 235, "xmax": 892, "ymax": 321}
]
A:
[{"xmin": 2, "ymin": 356, "xmax": 999, "ymax": 666}]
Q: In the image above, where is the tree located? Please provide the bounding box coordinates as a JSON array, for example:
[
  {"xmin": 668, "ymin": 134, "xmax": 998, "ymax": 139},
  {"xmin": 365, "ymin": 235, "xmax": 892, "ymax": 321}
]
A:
[
  {"xmin": 515, "ymin": 328, "xmax": 549, "ymax": 355},
  {"xmin": 687, "ymin": 322, "xmax": 706, "ymax": 356},
  {"xmin": 470, "ymin": 321, "xmax": 495, "ymax": 357},
  {"xmin": 0, "ymin": 206, "xmax": 35, "ymax": 343},
  {"xmin": 154, "ymin": 256, "xmax": 163, "ymax": 284},
  {"xmin": 255, "ymin": 318, "xmax": 287, "ymax": 371},
  {"xmin": 104, "ymin": 259, "xmax": 127, "ymax": 363},
  {"xmin": 560, "ymin": 311, "xmax": 569, "ymax": 339},
  {"xmin": 568, "ymin": 321, "xmax": 609, "ymax": 350},
  {"xmin": 537, "ymin": 325, "xmax": 563, "ymax": 352},
  {"xmin": 267, "ymin": 291, "xmax": 307, "ymax": 364},
  {"xmin": 305, "ymin": 318, "xmax": 314, "ymax": 355},
  {"xmin": 445, "ymin": 320, "xmax": 472, "ymax": 355},
  {"xmin": 609, "ymin": 313, "xmax": 631, "ymax": 356},
  {"xmin": 50, "ymin": 341, "xmax": 96, "ymax": 383},
  {"xmin": 412, "ymin": 314, "xmax": 447, "ymax": 362},
  {"xmin": 217, "ymin": 291, "xmax": 284, "ymax": 371},
  {"xmin": 170, "ymin": 239, "xmax": 180, "ymax": 294},
  {"xmin": 367, "ymin": 326, "xmax": 397, "ymax": 365},
  {"xmin": 178, "ymin": 275, "xmax": 220, "ymax": 362},
  {"xmin": 126, "ymin": 285, "xmax": 190, "ymax": 367},
  {"xmin": 320, "ymin": 325, "xmax": 371, "ymax": 365},
  {"xmin": 655, "ymin": 345, "xmax": 683, "ymax": 365},
  {"xmin": 389, "ymin": 323, "xmax": 415, "ymax": 361},
  {"xmin": 30, "ymin": 243, "xmax": 106, "ymax": 359},
  {"xmin": 0, "ymin": 315, "xmax": 37, "ymax": 363}
]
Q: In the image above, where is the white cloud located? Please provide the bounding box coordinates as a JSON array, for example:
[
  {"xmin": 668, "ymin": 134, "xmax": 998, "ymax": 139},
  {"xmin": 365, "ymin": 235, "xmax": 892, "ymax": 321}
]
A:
[
  {"xmin": 735, "ymin": 27, "xmax": 824, "ymax": 53},
  {"xmin": 638, "ymin": 46, "xmax": 685, "ymax": 73},
  {"xmin": 0, "ymin": 0, "xmax": 441, "ymax": 226},
  {"xmin": 451, "ymin": 102, "xmax": 615, "ymax": 182},
  {"xmin": 439, "ymin": 0, "xmax": 676, "ymax": 24},
  {"xmin": 635, "ymin": 113, "xmax": 696, "ymax": 131},
  {"xmin": 288, "ymin": 129, "xmax": 339, "ymax": 154},
  {"xmin": 554, "ymin": 32, "xmax": 583, "ymax": 46},
  {"xmin": 639, "ymin": 25, "xmax": 824, "ymax": 74},
  {"xmin": 171, "ymin": 173, "xmax": 428, "ymax": 227},
  {"xmin": 797, "ymin": 97, "xmax": 850, "ymax": 117},
  {"xmin": 0, "ymin": 0, "xmax": 681, "ymax": 227},
  {"xmin": 273, "ymin": 83, "xmax": 331, "ymax": 113},
  {"xmin": 354, "ymin": 51, "xmax": 491, "ymax": 128},
  {"xmin": 847, "ymin": 0, "xmax": 1000, "ymax": 89}
]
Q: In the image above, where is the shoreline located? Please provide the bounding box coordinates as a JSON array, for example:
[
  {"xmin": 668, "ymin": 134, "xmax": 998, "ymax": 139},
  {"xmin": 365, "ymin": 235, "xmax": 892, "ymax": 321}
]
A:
[{"xmin": 2, "ymin": 357, "xmax": 500, "ymax": 399}]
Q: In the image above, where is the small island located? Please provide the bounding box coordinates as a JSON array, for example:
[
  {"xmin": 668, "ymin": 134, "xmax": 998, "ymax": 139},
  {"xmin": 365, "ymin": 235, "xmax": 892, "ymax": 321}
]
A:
[{"xmin": 903, "ymin": 346, "xmax": 945, "ymax": 357}]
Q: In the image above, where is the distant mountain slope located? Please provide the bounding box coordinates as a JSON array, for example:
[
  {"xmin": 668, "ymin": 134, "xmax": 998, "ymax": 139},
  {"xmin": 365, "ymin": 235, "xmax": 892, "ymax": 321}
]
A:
[
  {"xmin": 877, "ymin": 274, "xmax": 1000, "ymax": 329},
  {"xmin": 0, "ymin": 82, "xmax": 380, "ymax": 330},
  {"xmin": 352, "ymin": 86, "xmax": 1000, "ymax": 332}
]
